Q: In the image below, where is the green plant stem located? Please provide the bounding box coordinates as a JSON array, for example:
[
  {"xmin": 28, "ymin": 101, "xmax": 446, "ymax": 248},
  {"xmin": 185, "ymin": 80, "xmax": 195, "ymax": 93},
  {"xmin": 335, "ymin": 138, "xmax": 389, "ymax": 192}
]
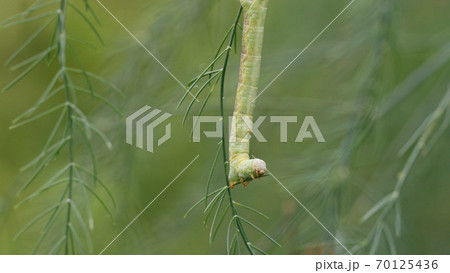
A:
[
  {"xmin": 228, "ymin": 0, "xmax": 268, "ymax": 185},
  {"xmin": 219, "ymin": 6, "xmax": 254, "ymax": 255},
  {"xmin": 57, "ymin": 0, "xmax": 74, "ymax": 255},
  {"xmin": 5, "ymin": 0, "xmax": 117, "ymax": 255}
]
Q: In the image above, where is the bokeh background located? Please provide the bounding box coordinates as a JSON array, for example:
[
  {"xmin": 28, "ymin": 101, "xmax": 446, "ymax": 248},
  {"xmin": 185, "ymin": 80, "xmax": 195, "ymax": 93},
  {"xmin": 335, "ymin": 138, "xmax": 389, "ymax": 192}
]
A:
[{"xmin": 0, "ymin": 0, "xmax": 449, "ymax": 254}]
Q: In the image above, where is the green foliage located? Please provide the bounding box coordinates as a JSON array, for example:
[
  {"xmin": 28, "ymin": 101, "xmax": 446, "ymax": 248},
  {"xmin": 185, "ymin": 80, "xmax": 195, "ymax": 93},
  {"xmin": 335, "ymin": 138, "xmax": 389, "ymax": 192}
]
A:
[
  {"xmin": 1, "ymin": 0, "xmax": 449, "ymax": 255},
  {"xmin": 2, "ymin": 0, "xmax": 121, "ymax": 254}
]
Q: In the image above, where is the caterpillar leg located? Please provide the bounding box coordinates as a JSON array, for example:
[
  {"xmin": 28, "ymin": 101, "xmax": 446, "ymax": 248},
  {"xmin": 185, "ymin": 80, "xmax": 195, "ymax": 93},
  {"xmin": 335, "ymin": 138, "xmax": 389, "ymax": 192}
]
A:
[
  {"xmin": 239, "ymin": 178, "xmax": 249, "ymax": 187},
  {"xmin": 230, "ymin": 181, "xmax": 236, "ymax": 188}
]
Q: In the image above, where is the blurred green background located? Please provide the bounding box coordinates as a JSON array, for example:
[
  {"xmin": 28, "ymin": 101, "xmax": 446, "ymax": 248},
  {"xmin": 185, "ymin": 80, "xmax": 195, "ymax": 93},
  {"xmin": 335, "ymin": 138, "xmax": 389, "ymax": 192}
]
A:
[{"xmin": 0, "ymin": 0, "xmax": 449, "ymax": 254}]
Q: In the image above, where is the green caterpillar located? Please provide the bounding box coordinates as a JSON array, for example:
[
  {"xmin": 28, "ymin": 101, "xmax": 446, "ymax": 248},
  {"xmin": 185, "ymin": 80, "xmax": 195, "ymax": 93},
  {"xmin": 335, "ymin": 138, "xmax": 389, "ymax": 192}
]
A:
[{"xmin": 229, "ymin": 0, "xmax": 269, "ymax": 188}]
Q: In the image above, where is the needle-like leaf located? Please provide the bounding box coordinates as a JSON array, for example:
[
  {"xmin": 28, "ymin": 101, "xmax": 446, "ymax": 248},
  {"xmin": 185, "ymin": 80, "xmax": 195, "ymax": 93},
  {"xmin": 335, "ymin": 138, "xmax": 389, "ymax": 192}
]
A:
[{"xmin": 5, "ymin": 17, "xmax": 55, "ymax": 65}]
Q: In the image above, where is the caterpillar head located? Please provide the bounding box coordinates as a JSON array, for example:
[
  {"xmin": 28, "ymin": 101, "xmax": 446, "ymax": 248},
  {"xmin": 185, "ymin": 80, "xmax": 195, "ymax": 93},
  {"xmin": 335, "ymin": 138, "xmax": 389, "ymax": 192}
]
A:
[
  {"xmin": 251, "ymin": 158, "xmax": 266, "ymax": 177},
  {"xmin": 228, "ymin": 158, "xmax": 267, "ymax": 187}
]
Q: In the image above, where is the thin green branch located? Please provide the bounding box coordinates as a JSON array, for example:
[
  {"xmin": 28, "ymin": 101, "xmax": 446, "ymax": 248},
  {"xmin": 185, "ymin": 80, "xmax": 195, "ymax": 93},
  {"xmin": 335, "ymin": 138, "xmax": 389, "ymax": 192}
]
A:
[
  {"xmin": 205, "ymin": 142, "xmax": 222, "ymax": 208},
  {"xmin": 363, "ymin": 86, "xmax": 450, "ymax": 253},
  {"xmin": 4, "ymin": 16, "xmax": 56, "ymax": 65},
  {"xmin": 218, "ymin": 6, "xmax": 255, "ymax": 255}
]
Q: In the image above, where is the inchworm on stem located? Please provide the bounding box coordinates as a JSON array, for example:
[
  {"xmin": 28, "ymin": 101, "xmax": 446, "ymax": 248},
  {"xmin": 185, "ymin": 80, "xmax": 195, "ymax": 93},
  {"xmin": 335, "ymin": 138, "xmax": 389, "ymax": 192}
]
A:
[{"xmin": 229, "ymin": 0, "xmax": 269, "ymax": 188}]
